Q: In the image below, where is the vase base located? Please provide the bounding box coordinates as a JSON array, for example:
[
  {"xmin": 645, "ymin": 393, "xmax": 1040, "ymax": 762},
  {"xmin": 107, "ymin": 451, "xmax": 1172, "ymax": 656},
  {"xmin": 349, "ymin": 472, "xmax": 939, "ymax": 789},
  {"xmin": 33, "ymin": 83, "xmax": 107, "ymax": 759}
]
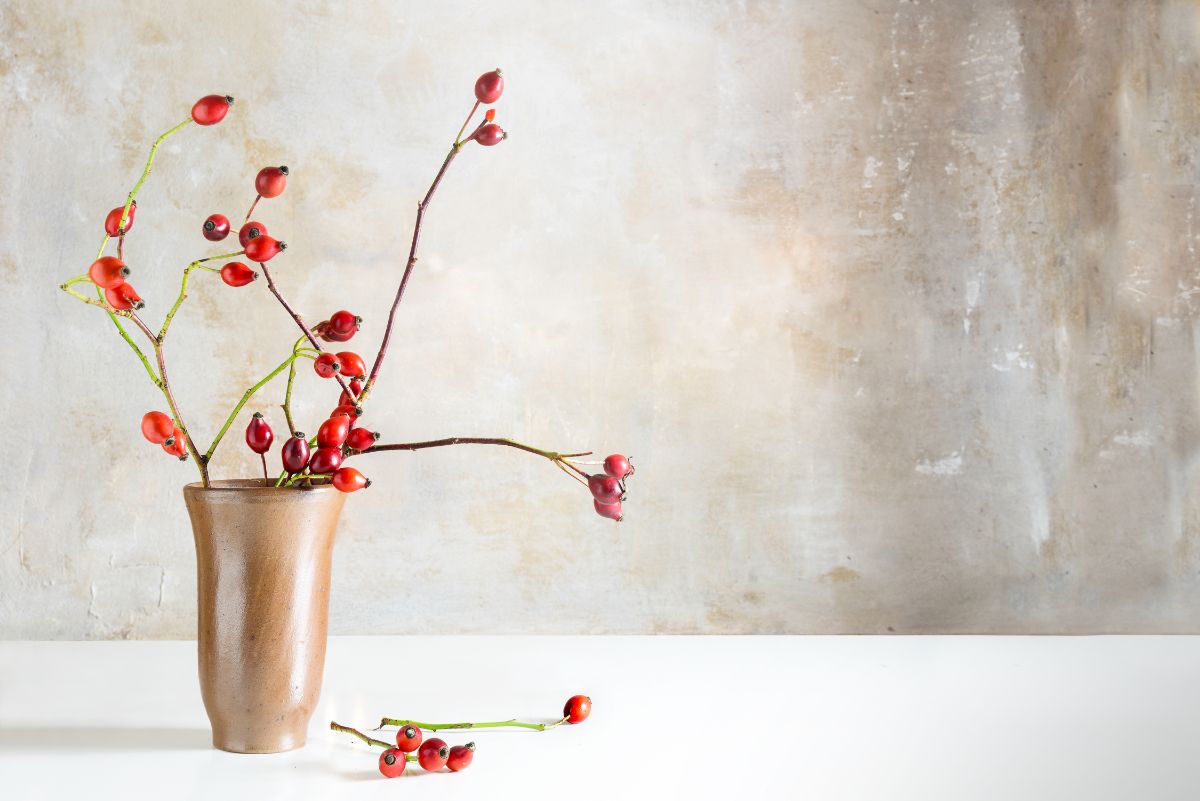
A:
[{"xmin": 212, "ymin": 728, "xmax": 307, "ymax": 754}]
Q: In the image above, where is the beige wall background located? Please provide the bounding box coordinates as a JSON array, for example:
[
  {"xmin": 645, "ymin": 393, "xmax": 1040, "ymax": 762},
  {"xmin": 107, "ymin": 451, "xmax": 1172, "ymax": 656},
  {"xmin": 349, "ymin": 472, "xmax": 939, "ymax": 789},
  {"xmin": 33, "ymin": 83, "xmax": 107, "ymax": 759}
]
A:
[{"xmin": 3, "ymin": 0, "xmax": 1200, "ymax": 637}]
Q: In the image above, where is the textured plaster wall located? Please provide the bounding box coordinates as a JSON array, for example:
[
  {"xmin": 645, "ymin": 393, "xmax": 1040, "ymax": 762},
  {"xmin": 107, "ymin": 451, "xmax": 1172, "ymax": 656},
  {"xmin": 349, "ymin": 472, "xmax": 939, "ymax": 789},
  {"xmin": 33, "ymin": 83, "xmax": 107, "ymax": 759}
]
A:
[{"xmin": 3, "ymin": 0, "xmax": 1200, "ymax": 637}]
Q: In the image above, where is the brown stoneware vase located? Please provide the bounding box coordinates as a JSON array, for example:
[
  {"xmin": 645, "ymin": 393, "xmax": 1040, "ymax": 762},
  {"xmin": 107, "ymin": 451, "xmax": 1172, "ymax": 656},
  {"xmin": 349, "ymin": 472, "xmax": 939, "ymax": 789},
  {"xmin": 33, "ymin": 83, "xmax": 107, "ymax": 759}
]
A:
[{"xmin": 183, "ymin": 479, "xmax": 346, "ymax": 753}]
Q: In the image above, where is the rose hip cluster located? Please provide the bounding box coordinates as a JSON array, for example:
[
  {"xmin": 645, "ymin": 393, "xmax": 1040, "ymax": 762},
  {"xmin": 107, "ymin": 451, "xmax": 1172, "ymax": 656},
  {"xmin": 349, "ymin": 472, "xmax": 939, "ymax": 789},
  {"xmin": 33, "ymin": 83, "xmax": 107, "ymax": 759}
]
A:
[
  {"xmin": 589, "ymin": 454, "xmax": 634, "ymax": 521},
  {"xmin": 330, "ymin": 694, "xmax": 591, "ymax": 780},
  {"xmin": 66, "ymin": 72, "xmax": 631, "ymax": 520},
  {"xmin": 140, "ymin": 411, "xmax": 187, "ymax": 459},
  {"xmin": 242, "ymin": 336, "xmax": 376, "ymax": 494}
]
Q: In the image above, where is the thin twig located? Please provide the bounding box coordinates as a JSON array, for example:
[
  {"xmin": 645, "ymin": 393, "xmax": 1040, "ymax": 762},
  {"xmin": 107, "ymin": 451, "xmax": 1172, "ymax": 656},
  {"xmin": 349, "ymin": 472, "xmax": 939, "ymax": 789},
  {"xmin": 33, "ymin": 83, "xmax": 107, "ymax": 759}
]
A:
[
  {"xmin": 377, "ymin": 716, "xmax": 568, "ymax": 732},
  {"xmin": 366, "ymin": 437, "xmax": 571, "ymax": 460},
  {"xmin": 259, "ymin": 262, "xmax": 354, "ymax": 398},
  {"xmin": 329, "ymin": 721, "xmax": 405, "ymax": 751},
  {"xmin": 357, "ymin": 115, "xmax": 480, "ymax": 406}
]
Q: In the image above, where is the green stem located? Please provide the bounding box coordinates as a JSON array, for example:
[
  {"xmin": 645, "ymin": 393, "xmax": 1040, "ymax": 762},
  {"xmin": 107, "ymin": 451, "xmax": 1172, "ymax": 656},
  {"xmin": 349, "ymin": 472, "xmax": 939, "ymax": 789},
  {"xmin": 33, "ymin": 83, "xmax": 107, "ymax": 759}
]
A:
[
  {"xmin": 159, "ymin": 252, "xmax": 243, "ymax": 340},
  {"xmin": 453, "ymin": 100, "xmax": 480, "ymax": 146},
  {"xmin": 329, "ymin": 722, "xmax": 418, "ymax": 756},
  {"xmin": 107, "ymin": 311, "xmax": 162, "ymax": 386},
  {"xmin": 204, "ymin": 351, "xmax": 302, "ymax": 461},
  {"xmin": 281, "ymin": 335, "xmax": 307, "ymax": 434},
  {"xmin": 378, "ymin": 716, "xmax": 568, "ymax": 732},
  {"xmin": 284, "ymin": 472, "xmax": 329, "ymax": 487},
  {"xmin": 95, "ymin": 117, "xmax": 193, "ymax": 261},
  {"xmin": 60, "ymin": 280, "xmax": 162, "ymax": 387}
]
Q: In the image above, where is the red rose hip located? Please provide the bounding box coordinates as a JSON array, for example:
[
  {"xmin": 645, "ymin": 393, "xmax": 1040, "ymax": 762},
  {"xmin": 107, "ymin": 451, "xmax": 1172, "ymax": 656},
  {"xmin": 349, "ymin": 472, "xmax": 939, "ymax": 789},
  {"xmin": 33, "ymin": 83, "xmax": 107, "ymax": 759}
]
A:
[
  {"xmin": 395, "ymin": 725, "xmax": 422, "ymax": 753},
  {"xmin": 220, "ymin": 261, "xmax": 257, "ymax": 287},
  {"xmin": 336, "ymin": 351, "xmax": 365, "ymax": 378},
  {"xmin": 244, "ymin": 412, "xmax": 273, "ymax": 454},
  {"xmin": 317, "ymin": 415, "xmax": 351, "ymax": 448},
  {"xmin": 244, "ymin": 235, "xmax": 285, "ymax": 263},
  {"xmin": 446, "ymin": 742, "xmax": 475, "ymax": 772},
  {"xmin": 331, "ymin": 467, "xmax": 370, "ymax": 493},
  {"xmin": 238, "ymin": 221, "xmax": 267, "ymax": 247},
  {"xmin": 191, "ymin": 94, "xmax": 233, "ymax": 126},
  {"xmin": 331, "ymin": 403, "xmax": 361, "ymax": 420},
  {"xmin": 337, "ymin": 378, "xmax": 363, "ymax": 406},
  {"xmin": 474, "ymin": 123, "xmax": 507, "ymax": 146},
  {"xmin": 88, "ymin": 256, "xmax": 129, "ymax": 289},
  {"xmin": 603, "ymin": 454, "xmax": 634, "ymax": 479},
  {"xmin": 313, "ymin": 352, "xmax": 340, "ymax": 378},
  {"xmin": 255, "ymin": 166, "xmax": 289, "ymax": 198},
  {"xmin": 328, "ymin": 310, "xmax": 361, "ymax": 336},
  {"xmin": 141, "ymin": 411, "xmax": 175, "ymax": 445},
  {"xmin": 588, "ymin": 474, "xmax": 623, "ymax": 504},
  {"xmin": 417, "ymin": 738, "xmax": 449, "ymax": 771},
  {"xmin": 308, "ymin": 446, "xmax": 343, "ymax": 474},
  {"xmin": 105, "ymin": 282, "xmax": 144, "ymax": 310},
  {"xmin": 162, "ymin": 430, "xmax": 188, "ymax": 459},
  {"xmin": 594, "ymin": 499, "xmax": 623, "ymax": 522},
  {"xmin": 475, "ymin": 68, "xmax": 504, "ymax": 103},
  {"xmin": 346, "ymin": 427, "xmax": 379, "ymax": 452},
  {"xmin": 563, "ymin": 694, "xmax": 591, "ymax": 723},
  {"xmin": 203, "ymin": 213, "xmax": 231, "ymax": 241},
  {"xmin": 281, "ymin": 433, "xmax": 310, "ymax": 474},
  {"xmin": 378, "ymin": 748, "xmax": 406, "ymax": 778},
  {"xmin": 104, "ymin": 201, "xmax": 136, "ymax": 236}
]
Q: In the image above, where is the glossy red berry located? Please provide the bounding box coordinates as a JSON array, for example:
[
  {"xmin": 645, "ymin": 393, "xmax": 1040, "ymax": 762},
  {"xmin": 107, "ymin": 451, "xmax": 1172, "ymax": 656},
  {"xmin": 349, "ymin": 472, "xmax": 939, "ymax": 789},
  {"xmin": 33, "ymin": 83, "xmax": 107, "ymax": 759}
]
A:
[
  {"xmin": 603, "ymin": 454, "xmax": 634, "ymax": 479},
  {"xmin": 475, "ymin": 68, "xmax": 504, "ymax": 103},
  {"xmin": 594, "ymin": 499, "xmax": 623, "ymax": 522},
  {"xmin": 317, "ymin": 415, "xmax": 351, "ymax": 448},
  {"xmin": 244, "ymin": 235, "xmax": 285, "ymax": 263},
  {"xmin": 563, "ymin": 694, "xmax": 592, "ymax": 724},
  {"xmin": 588, "ymin": 474, "xmax": 623, "ymax": 504},
  {"xmin": 203, "ymin": 213, "xmax": 231, "ymax": 241},
  {"xmin": 191, "ymin": 94, "xmax": 233, "ymax": 126},
  {"xmin": 329, "ymin": 310, "xmax": 362, "ymax": 336},
  {"xmin": 105, "ymin": 282, "xmax": 144, "ymax": 311},
  {"xmin": 346, "ymin": 427, "xmax": 379, "ymax": 452},
  {"xmin": 220, "ymin": 261, "xmax": 257, "ymax": 287},
  {"xmin": 446, "ymin": 742, "xmax": 475, "ymax": 772},
  {"xmin": 309, "ymin": 446, "xmax": 343, "ymax": 475},
  {"xmin": 245, "ymin": 412, "xmax": 274, "ymax": 454},
  {"xmin": 281, "ymin": 433, "xmax": 310, "ymax": 474},
  {"xmin": 238, "ymin": 221, "xmax": 267, "ymax": 247},
  {"xmin": 313, "ymin": 352, "xmax": 341, "ymax": 378},
  {"xmin": 318, "ymin": 324, "xmax": 355, "ymax": 343},
  {"xmin": 332, "ymin": 467, "xmax": 370, "ymax": 493},
  {"xmin": 417, "ymin": 738, "xmax": 449, "ymax": 771},
  {"xmin": 337, "ymin": 379, "xmax": 363, "ymax": 406},
  {"xmin": 378, "ymin": 748, "xmax": 406, "ymax": 779},
  {"xmin": 141, "ymin": 411, "xmax": 175, "ymax": 445},
  {"xmin": 395, "ymin": 725, "xmax": 422, "ymax": 753},
  {"xmin": 255, "ymin": 166, "xmax": 289, "ymax": 198},
  {"xmin": 162, "ymin": 430, "xmax": 188, "ymax": 459},
  {"xmin": 336, "ymin": 351, "xmax": 366, "ymax": 378},
  {"xmin": 104, "ymin": 201, "xmax": 136, "ymax": 236},
  {"xmin": 331, "ymin": 403, "xmax": 362, "ymax": 421},
  {"xmin": 475, "ymin": 124, "xmax": 506, "ymax": 146},
  {"xmin": 88, "ymin": 256, "xmax": 129, "ymax": 289}
]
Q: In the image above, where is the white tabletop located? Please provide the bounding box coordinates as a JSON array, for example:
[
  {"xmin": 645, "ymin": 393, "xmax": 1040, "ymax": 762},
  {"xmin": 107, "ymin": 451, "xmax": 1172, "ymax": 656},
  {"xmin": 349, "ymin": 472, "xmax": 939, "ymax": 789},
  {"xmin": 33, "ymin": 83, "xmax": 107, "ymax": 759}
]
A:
[{"xmin": 1, "ymin": 636, "xmax": 1198, "ymax": 799}]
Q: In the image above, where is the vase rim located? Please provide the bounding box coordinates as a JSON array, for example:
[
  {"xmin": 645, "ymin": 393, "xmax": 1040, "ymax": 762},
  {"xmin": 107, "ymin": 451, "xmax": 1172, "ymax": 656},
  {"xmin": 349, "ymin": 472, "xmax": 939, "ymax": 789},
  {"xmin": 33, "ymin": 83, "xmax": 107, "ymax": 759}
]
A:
[{"xmin": 184, "ymin": 478, "xmax": 340, "ymax": 493}]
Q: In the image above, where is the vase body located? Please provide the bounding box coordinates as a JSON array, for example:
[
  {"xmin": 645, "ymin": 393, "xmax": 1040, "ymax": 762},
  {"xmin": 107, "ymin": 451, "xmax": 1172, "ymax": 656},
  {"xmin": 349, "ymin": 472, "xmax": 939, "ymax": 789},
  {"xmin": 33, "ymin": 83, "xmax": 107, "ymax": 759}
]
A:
[{"xmin": 183, "ymin": 479, "xmax": 346, "ymax": 753}]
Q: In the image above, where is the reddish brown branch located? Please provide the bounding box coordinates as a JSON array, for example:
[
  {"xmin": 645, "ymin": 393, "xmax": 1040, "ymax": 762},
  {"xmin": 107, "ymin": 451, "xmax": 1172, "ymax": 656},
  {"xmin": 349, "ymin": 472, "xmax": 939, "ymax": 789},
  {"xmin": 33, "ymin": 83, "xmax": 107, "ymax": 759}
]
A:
[
  {"xmin": 364, "ymin": 437, "xmax": 590, "ymax": 462},
  {"xmin": 357, "ymin": 136, "xmax": 470, "ymax": 406},
  {"xmin": 128, "ymin": 311, "xmax": 210, "ymax": 485},
  {"xmin": 259, "ymin": 262, "xmax": 353, "ymax": 397}
]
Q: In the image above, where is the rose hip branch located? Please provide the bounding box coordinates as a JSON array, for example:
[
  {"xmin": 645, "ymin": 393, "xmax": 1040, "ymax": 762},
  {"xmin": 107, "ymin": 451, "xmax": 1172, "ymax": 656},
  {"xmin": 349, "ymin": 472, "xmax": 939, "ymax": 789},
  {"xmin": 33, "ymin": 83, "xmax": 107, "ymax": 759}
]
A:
[{"xmin": 58, "ymin": 71, "xmax": 634, "ymax": 520}]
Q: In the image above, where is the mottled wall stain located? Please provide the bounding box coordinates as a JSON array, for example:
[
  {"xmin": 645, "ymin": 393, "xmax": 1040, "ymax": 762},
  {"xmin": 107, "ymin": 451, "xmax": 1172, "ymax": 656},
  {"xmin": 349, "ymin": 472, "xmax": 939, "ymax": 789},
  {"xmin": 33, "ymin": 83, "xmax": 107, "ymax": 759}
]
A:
[{"xmin": 3, "ymin": 0, "xmax": 1200, "ymax": 637}]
